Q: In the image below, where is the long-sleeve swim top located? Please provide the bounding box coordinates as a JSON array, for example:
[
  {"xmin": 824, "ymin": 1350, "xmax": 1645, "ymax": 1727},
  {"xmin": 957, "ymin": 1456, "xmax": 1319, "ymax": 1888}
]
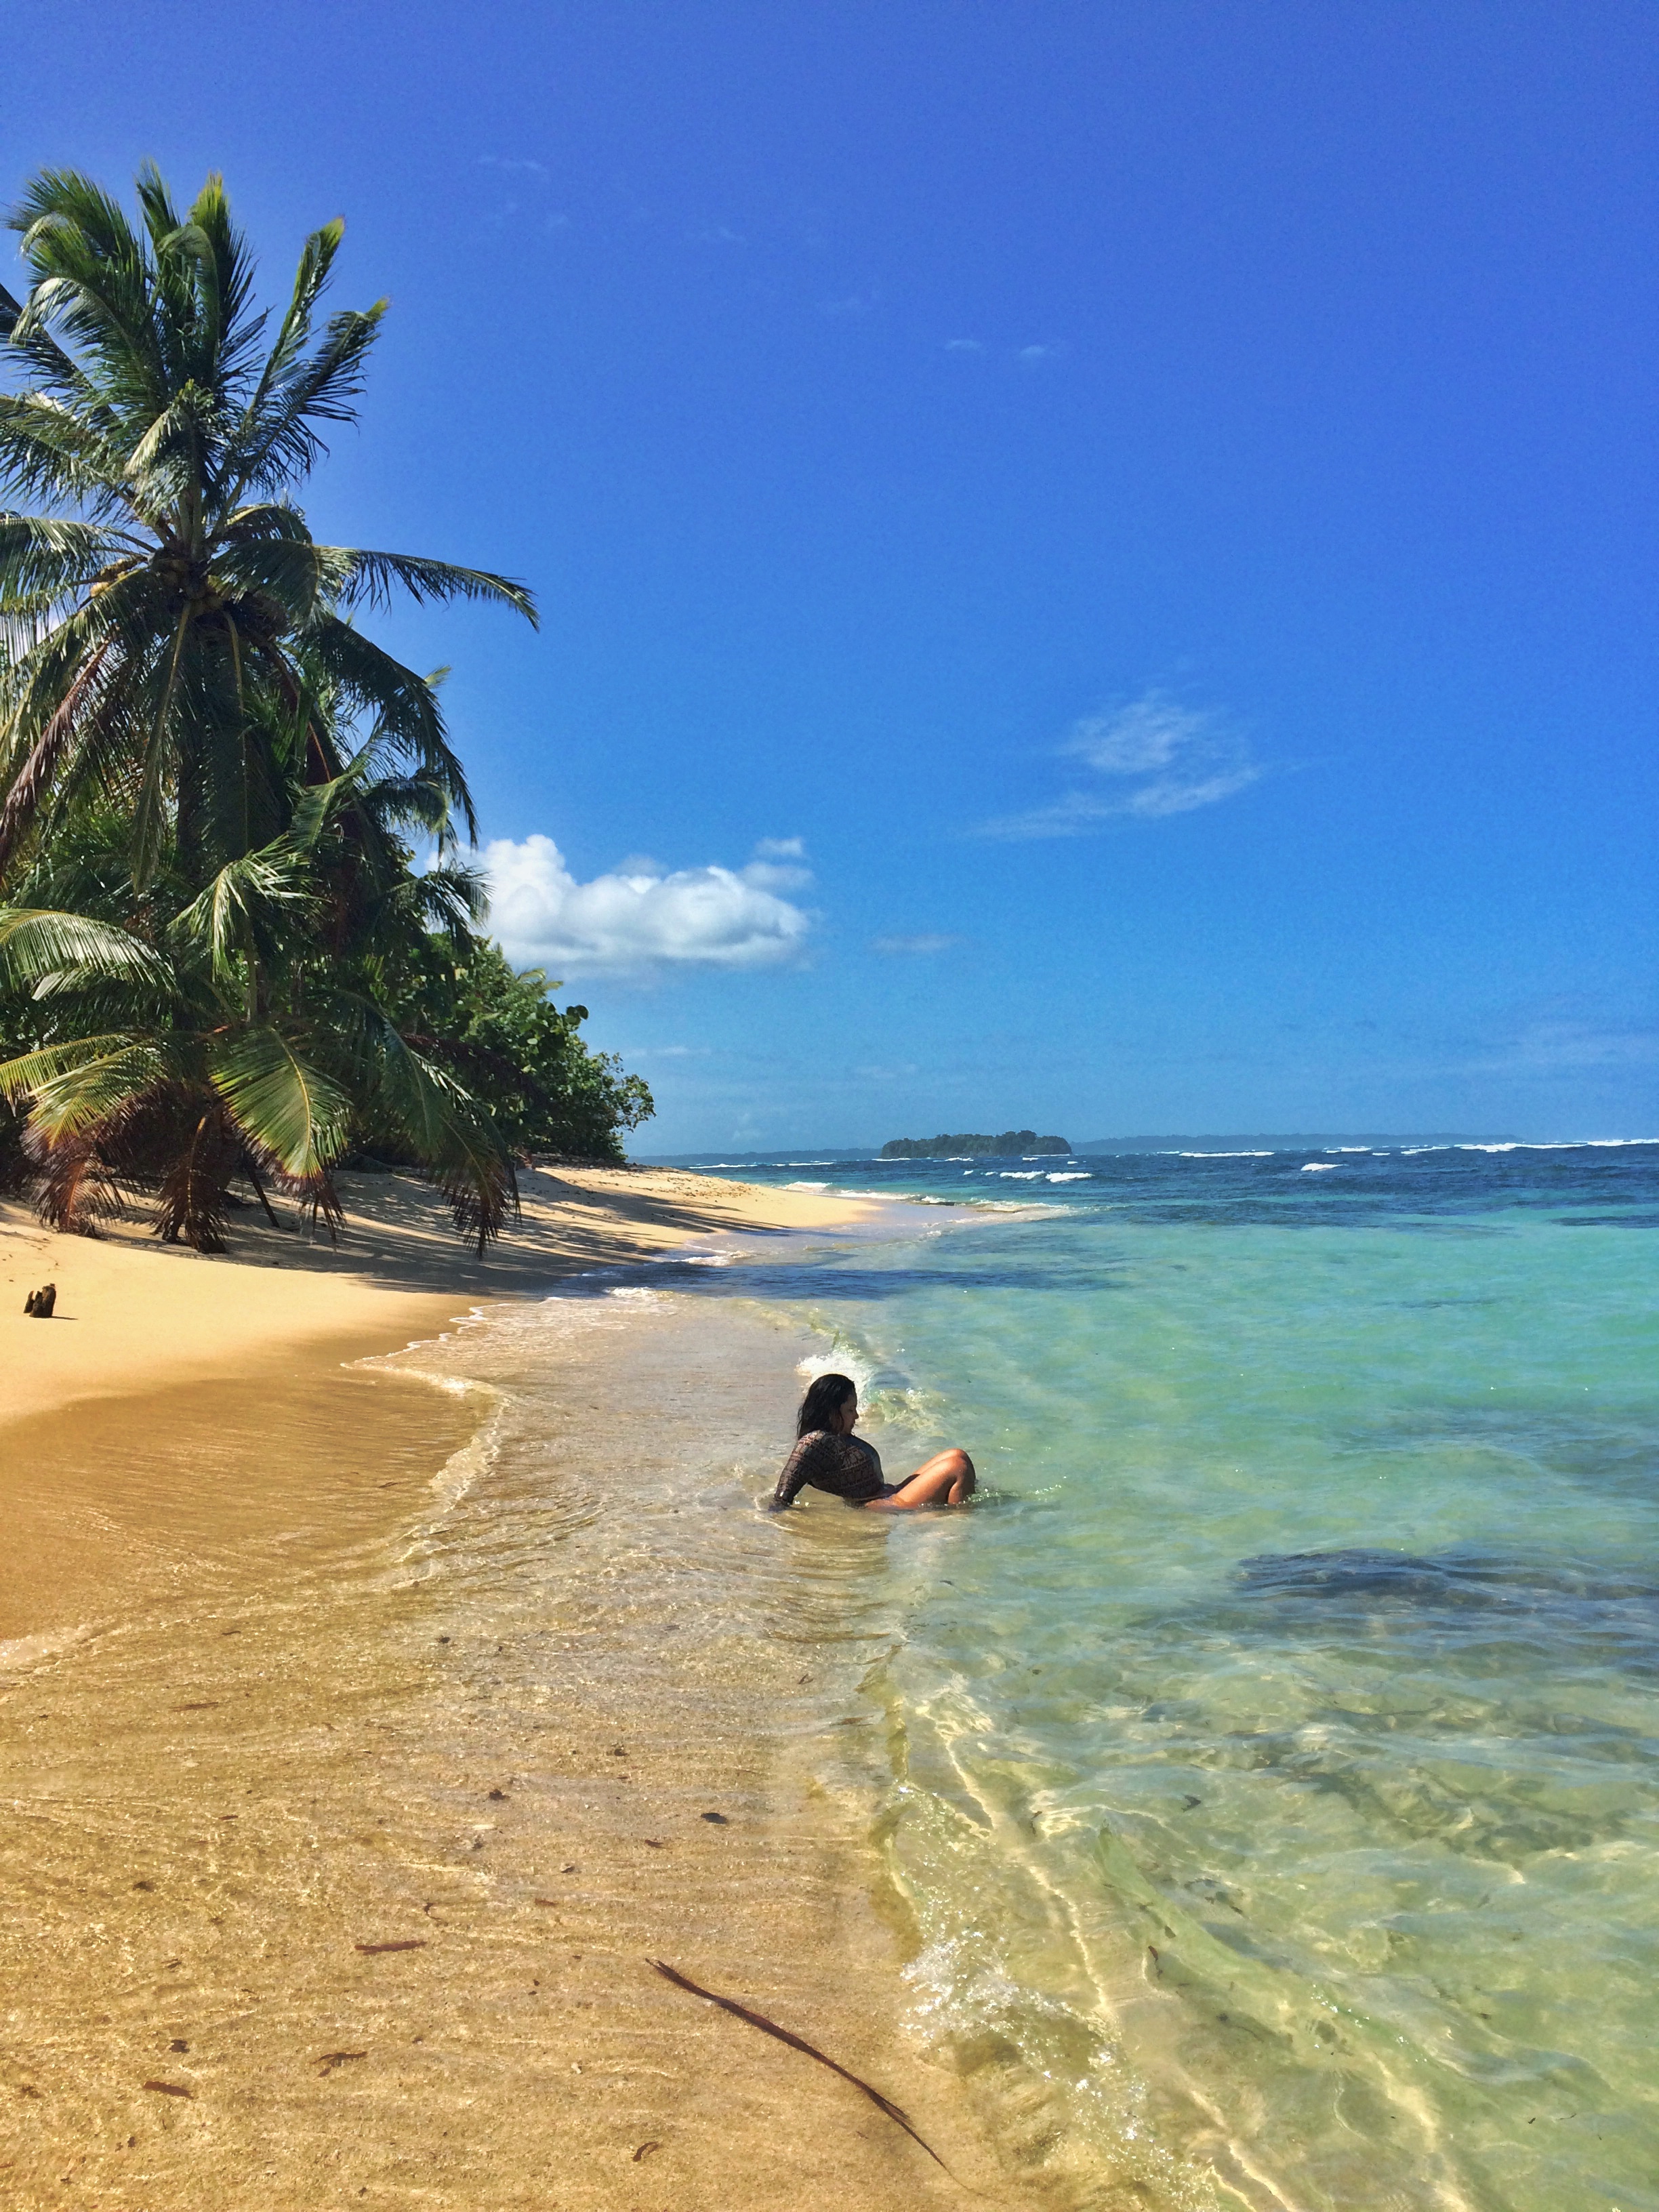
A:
[{"xmin": 769, "ymin": 1429, "xmax": 885, "ymax": 1509}]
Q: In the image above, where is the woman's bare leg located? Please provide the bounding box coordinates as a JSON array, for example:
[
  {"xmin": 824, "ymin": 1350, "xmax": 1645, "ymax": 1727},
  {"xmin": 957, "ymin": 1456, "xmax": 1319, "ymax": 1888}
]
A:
[{"xmin": 864, "ymin": 1448, "xmax": 976, "ymax": 1509}]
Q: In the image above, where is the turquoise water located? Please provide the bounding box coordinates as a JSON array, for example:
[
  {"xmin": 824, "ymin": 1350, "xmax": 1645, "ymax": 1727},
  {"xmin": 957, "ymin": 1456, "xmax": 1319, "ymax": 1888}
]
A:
[{"xmin": 690, "ymin": 1143, "xmax": 1659, "ymax": 2211}]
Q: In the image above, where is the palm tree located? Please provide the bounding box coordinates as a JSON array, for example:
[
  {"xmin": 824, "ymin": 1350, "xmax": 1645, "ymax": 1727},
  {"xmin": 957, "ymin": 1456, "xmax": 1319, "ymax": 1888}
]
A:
[
  {"xmin": 0, "ymin": 165, "xmax": 535, "ymax": 893},
  {"xmin": 0, "ymin": 764, "xmax": 517, "ymax": 1252},
  {"xmin": 0, "ymin": 165, "xmax": 542, "ymax": 1249}
]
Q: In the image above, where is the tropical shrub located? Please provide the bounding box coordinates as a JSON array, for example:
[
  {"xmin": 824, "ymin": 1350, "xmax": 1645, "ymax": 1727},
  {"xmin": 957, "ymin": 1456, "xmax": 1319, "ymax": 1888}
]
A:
[{"xmin": 377, "ymin": 937, "xmax": 653, "ymax": 1164}]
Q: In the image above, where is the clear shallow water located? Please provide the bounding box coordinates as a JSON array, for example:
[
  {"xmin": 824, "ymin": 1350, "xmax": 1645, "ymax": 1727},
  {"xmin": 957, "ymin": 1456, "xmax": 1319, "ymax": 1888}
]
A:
[{"xmin": 680, "ymin": 1143, "xmax": 1659, "ymax": 2211}]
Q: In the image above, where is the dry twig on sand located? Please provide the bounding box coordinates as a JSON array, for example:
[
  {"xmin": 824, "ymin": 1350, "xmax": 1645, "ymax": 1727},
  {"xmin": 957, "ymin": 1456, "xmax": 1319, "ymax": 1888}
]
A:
[{"xmin": 649, "ymin": 1958, "xmax": 954, "ymax": 2177}]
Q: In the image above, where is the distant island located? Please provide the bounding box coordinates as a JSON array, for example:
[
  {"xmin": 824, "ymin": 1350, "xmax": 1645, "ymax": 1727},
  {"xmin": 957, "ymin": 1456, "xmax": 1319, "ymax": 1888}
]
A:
[{"xmin": 881, "ymin": 1130, "xmax": 1072, "ymax": 1159}]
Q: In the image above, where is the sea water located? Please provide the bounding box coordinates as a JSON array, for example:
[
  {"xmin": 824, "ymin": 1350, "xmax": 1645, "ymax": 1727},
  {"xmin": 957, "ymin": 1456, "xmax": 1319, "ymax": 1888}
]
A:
[{"xmin": 675, "ymin": 1142, "xmax": 1659, "ymax": 2212}]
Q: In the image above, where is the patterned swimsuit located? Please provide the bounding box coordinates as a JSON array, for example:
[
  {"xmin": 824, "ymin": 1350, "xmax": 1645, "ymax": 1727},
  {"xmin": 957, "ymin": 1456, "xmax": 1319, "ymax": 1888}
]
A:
[{"xmin": 769, "ymin": 1429, "xmax": 886, "ymax": 1509}]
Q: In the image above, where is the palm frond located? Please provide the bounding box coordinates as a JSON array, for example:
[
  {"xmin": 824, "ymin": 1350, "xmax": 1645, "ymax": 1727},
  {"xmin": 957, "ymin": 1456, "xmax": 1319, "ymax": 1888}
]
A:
[
  {"xmin": 172, "ymin": 842, "xmax": 315, "ymax": 983},
  {"xmin": 334, "ymin": 991, "xmax": 518, "ymax": 1252},
  {"xmin": 0, "ymin": 516, "xmax": 134, "ymax": 609},
  {"xmin": 0, "ymin": 905, "xmax": 173, "ymax": 996},
  {"xmin": 124, "ymin": 377, "xmax": 218, "ymax": 491},
  {"xmin": 298, "ymin": 615, "xmax": 476, "ymax": 836},
  {"xmin": 21, "ymin": 1120, "xmax": 126, "ymax": 1235},
  {"xmin": 335, "ymin": 549, "xmax": 538, "ymax": 626},
  {"xmin": 148, "ymin": 1086, "xmax": 243, "ymax": 1248},
  {"xmin": 213, "ymin": 532, "xmax": 347, "ymax": 622},
  {"xmin": 208, "ymin": 1020, "xmax": 351, "ymax": 1182},
  {"xmin": 10, "ymin": 169, "xmax": 169, "ymax": 415},
  {"xmin": 0, "ymin": 392, "xmax": 130, "ymax": 510},
  {"xmin": 0, "ymin": 270, "xmax": 100, "ymax": 414},
  {"xmin": 0, "ymin": 638, "xmax": 115, "ymax": 884},
  {"xmin": 219, "ymin": 220, "xmax": 346, "ymax": 500},
  {"xmin": 217, "ymin": 499, "xmax": 313, "ymax": 544},
  {"xmin": 2, "ymin": 1034, "xmax": 174, "ymax": 1140},
  {"xmin": 223, "ymin": 300, "xmax": 387, "ymax": 498},
  {"xmin": 0, "ymin": 1030, "xmax": 145, "ymax": 1105},
  {"xmin": 177, "ymin": 171, "xmax": 266, "ymax": 398}
]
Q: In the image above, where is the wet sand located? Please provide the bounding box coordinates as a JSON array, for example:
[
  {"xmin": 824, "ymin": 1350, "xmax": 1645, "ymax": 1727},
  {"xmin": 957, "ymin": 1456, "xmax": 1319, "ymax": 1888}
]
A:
[
  {"xmin": 0, "ymin": 1174, "xmax": 1063, "ymax": 2209},
  {"xmin": 1, "ymin": 1163, "xmax": 876, "ymax": 1645}
]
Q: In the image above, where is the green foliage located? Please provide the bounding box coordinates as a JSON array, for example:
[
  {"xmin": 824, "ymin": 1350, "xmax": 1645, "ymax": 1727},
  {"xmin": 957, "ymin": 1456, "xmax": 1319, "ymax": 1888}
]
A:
[
  {"xmin": 0, "ymin": 167, "xmax": 652, "ymax": 1248},
  {"xmin": 0, "ymin": 819, "xmax": 522, "ymax": 1251},
  {"xmin": 377, "ymin": 937, "xmax": 653, "ymax": 1163},
  {"xmin": 879, "ymin": 1130, "xmax": 1071, "ymax": 1158}
]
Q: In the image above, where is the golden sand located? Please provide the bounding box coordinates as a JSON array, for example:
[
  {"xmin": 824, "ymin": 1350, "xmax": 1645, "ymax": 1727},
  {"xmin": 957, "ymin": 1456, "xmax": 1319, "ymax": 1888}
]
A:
[
  {"xmin": 1, "ymin": 1162, "xmax": 876, "ymax": 1429},
  {"xmin": 0, "ymin": 1170, "xmax": 1063, "ymax": 2209}
]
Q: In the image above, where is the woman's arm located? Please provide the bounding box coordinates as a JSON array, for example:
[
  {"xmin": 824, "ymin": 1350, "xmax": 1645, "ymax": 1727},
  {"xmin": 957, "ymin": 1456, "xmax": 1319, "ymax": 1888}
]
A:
[{"xmin": 769, "ymin": 1433, "xmax": 825, "ymax": 1511}]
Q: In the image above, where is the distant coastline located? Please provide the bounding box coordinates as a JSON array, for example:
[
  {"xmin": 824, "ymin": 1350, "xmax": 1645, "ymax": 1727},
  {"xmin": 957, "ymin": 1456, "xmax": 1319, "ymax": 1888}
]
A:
[{"xmin": 639, "ymin": 1131, "xmax": 1522, "ymax": 1166}]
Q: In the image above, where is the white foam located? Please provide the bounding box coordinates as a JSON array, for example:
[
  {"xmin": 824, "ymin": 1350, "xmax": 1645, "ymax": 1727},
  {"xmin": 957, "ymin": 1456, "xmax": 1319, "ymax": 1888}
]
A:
[
  {"xmin": 0, "ymin": 1620, "xmax": 94, "ymax": 1673},
  {"xmin": 1046, "ymin": 1172, "xmax": 1092, "ymax": 1182},
  {"xmin": 1398, "ymin": 1139, "xmax": 1659, "ymax": 1156},
  {"xmin": 1300, "ymin": 1163, "xmax": 1338, "ymax": 1172},
  {"xmin": 785, "ymin": 1179, "xmax": 830, "ymax": 1190},
  {"xmin": 796, "ymin": 1344, "xmax": 884, "ymax": 1397},
  {"xmin": 999, "ymin": 1171, "xmax": 1044, "ymax": 1180}
]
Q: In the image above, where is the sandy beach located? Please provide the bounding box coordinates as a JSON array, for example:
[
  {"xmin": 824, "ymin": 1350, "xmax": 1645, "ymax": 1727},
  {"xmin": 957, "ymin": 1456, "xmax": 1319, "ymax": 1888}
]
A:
[
  {"xmin": 0, "ymin": 1169, "xmax": 1052, "ymax": 2211},
  {"xmin": 1, "ymin": 1164, "xmax": 878, "ymax": 1430}
]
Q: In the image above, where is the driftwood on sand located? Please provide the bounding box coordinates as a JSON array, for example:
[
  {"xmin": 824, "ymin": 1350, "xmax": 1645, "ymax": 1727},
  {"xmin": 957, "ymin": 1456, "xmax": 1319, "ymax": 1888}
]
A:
[{"xmin": 649, "ymin": 1958, "xmax": 954, "ymax": 2176}]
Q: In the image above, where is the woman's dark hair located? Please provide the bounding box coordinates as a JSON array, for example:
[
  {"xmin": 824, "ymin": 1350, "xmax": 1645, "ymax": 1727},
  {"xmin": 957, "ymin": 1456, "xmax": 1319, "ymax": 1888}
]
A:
[{"xmin": 798, "ymin": 1371, "xmax": 857, "ymax": 1438}]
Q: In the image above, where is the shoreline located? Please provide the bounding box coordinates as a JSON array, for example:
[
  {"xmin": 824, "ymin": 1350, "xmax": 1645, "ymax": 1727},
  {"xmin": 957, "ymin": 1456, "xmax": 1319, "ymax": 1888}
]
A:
[
  {"xmin": 1, "ymin": 1163, "xmax": 883, "ymax": 1432},
  {"xmin": 0, "ymin": 1170, "xmax": 1056, "ymax": 2208}
]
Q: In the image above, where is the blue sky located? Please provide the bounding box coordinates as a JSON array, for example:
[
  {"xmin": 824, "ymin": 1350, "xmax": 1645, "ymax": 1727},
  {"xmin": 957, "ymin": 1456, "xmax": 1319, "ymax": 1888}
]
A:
[{"xmin": 10, "ymin": 3, "xmax": 1656, "ymax": 1145}]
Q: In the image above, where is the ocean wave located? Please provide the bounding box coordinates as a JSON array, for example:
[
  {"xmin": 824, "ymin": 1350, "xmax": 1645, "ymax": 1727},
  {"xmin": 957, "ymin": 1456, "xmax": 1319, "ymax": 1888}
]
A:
[
  {"xmin": 354, "ymin": 1335, "xmax": 510, "ymax": 1521},
  {"xmin": 1387, "ymin": 1138, "xmax": 1659, "ymax": 1155},
  {"xmin": 1300, "ymin": 1162, "xmax": 1338, "ymax": 1172},
  {"xmin": 796, "ymin": 1342, "xmax": 886, "ymax": 1399},
  {"xmin": 784, "ymin": 1179, "xmax": 830, "ymax": 1189}
]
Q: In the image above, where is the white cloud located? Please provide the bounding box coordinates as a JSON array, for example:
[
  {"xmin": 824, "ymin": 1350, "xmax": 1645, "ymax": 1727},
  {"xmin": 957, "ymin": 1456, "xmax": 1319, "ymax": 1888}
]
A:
[
  {"xmin": 480, "ymin": 835, "xmax": 813, "ymax": 977},
  {"xmin": 945, "ymin": 337, "xmax": 985, "ymax": 352},
  {"xmin": 1017, "ymin": 342, "xmax": 1064, "ymax": 364},
  {"xmin": 977, "ymin": 692, "xmax": 1263, "ymax": 838},
  {"xmin": 479, "ymin": 156, "xmax": 549, "ymax": 179},
  {"xmin": 870, "ymin": 932, "xmax": 960, "ymax": 956},
  {"xmin": 742, "ymin": 836, "xmax": 813, "ymax": 891}
]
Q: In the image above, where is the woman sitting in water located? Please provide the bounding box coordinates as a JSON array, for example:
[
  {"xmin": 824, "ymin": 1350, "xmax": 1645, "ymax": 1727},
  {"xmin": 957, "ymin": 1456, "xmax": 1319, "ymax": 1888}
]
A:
[{"xmin": 770, "ymin": 1372, "xmax": 976, "ymax": 1511}]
